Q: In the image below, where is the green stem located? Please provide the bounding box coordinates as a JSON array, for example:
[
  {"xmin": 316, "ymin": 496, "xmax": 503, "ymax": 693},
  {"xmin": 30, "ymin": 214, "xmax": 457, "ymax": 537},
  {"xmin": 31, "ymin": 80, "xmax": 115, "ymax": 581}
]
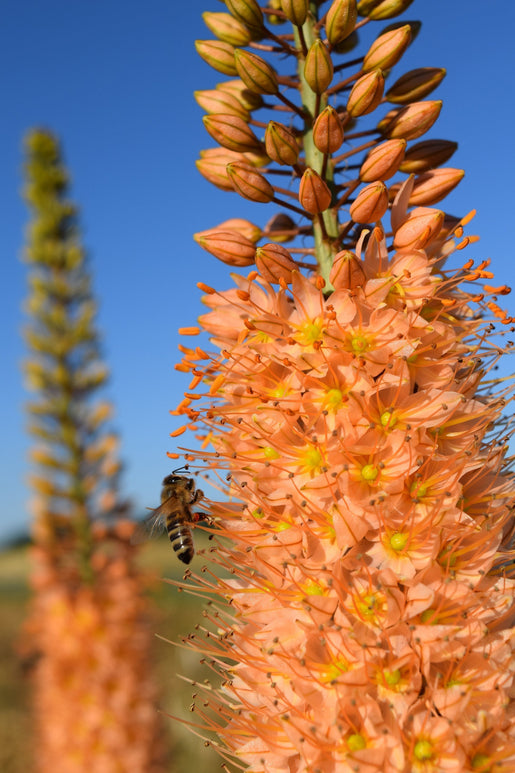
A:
[{"xmin": 292, "ymin": 3, "xmax": 340, "ymax": 289}]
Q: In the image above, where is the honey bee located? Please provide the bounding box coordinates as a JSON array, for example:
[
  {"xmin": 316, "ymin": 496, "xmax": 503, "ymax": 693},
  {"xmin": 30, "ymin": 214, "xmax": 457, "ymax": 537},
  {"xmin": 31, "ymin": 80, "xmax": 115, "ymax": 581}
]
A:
[{"xmin": 135, "ymin": 468, "xmax": 205, "ymax": 564}]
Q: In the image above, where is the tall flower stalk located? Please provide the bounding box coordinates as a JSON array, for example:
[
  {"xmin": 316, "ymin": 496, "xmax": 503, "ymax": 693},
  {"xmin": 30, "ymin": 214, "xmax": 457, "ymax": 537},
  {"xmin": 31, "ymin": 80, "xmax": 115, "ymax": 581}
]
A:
[
  {"xmin": 21, "ymin": 129, "xmax": 166, "ymax": 772},
  {"xmin": 173, "ymin": 2, "xmax": 515, "ymax": 770}
]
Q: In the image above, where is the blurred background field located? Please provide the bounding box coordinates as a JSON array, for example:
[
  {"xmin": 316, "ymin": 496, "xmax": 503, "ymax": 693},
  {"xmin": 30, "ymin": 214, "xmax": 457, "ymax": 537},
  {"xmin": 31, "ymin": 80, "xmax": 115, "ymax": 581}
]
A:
[{"xmin": 0, "ymin": 534, "xmax": 223, "ymax": 773}]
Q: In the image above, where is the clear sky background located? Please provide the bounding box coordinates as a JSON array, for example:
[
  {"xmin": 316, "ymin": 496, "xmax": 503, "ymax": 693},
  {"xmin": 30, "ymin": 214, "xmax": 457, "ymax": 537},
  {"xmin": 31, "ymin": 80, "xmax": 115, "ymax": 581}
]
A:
[{"xmin": 1, "ymin": 0, "xmax": 514, "ymax": 543}]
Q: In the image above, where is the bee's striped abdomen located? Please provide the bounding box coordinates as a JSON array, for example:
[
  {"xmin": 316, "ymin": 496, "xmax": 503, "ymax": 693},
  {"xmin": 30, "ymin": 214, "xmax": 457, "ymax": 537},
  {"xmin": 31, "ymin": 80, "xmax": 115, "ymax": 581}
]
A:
[{"xmin": 166, "ymin": 514, "xmax": 195, "ymax": 564}]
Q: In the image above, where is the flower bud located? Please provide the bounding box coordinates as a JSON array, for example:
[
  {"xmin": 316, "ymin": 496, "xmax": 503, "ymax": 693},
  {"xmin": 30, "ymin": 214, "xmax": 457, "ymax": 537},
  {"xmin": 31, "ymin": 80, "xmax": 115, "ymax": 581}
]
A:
[
  {"xmin": 313, "ymin": 106, "xmax": 344, "ymax": 154},
  {"xmin": 329, "ymin": 249, "xmax": 365, "ymax": 289},
  {"xmin": 227, "ymin": 162, "xmax": 275, "ymax": 202},
  {"xmin": 225, "ymin": 0, "xmax": 264, "ymax": 31},
  {"xmin": 406, "ymin": 168, "xmax": 465, "ymax": 206},
  {"xmin": 267, "ymin": 0, "xmax": 283, "ymax": 25},
  {"xmin": 265, "ymin": 121, "xmax": 300, "ymax": 166},
  {"xmin": 264, "ymin": 212, "xmax": 297, "ymax": 242},
  {"xmin": 203, "ymin": 114, "xmax": 262, "ymax": 153},
  {"xmin": 194, "ymin": 228, "xmax": 256, "ymax": 266},
  {"xmin": 350, "ymin": 181, "xmax": 389, "ymax": 223},
  {"xmin": 357, "ymin": 0, "xmax": 414, "ymax": 19},
  {"xmin": 326, "ymin": 0, "xmax": 358, "ymax": 45},
  {"xmin": 196, "ymin": 148, "xmax": 248, "ymax": 190},
  {"xmin": 393, "ymin": 207, "xmax": 444, "ymax": 249},
  {"xmin": 382, "ymin": 100, "xmax": 442, "ymax": 140},
  {"xmin": 280, "ymin": 0, "xmax": 309, "ymax": 26},
  {"xmin": 360, "ymin": 139, "xmax": 406, "ymax": 181},
  {"xmin": 195, "ymin": 89, "xmax": 250, "ymax": 121},
  {"xmin": 255, "ymin": 243, "xmax": 298, "ymax": 283},
  {"xmin": 304, "ymin": 40, "xmax": 334, "ymax": 94},
  {"xmin": 195, "ymin": 40, "xmax": 238, "ymax": 76},
  {"xmin": 346, "ymin": 69, "xmax": 384, "ymax": 117},
  {"xmin": 202, "ymin": 11, "xmax": 252, "ymax": 46},
  {"xmin": 216, "ymin": 218, "xmax": 262, "ymax": 242},
  {"xmin": 385, "ymin": 67, "xmax": 446, "ymax": 104},
  {"xmin": 217, "ymin": 79, "xmax": 264, "ymax": 111},
  {"xmin": 234, "ymin": 49, "xmax": 279, "ymax": 95},
  {"xmin": 399, "ymin": 139, "xmax": 458, "ymax": 174},
  {"xmin": 362, "ymin": 24, "xmax": 411, "ymax": 72},
  {"xmin": 299, "ymin": 168, "xmax": 332, "ymax": 214}
]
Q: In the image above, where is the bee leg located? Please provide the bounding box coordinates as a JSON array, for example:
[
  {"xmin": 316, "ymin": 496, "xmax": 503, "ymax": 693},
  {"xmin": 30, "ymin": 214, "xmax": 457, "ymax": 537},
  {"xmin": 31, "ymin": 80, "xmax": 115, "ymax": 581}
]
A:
[{"xmin": 191, "ymin": 488, "xmax": 204, "ymax": 503}]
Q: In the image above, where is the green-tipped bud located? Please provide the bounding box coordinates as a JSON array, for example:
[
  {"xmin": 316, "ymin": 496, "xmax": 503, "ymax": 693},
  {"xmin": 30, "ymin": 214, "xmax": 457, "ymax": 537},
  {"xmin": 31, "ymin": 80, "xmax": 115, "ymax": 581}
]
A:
[
  {"xmin": 194, "ymin": 228, "xmax": 256, "ymax": 266},
  {"xmin": 350, "ymin": 181, "xmax": 389, "ymax": 223},
  {"xmin": 329, "ymin": 249, "xmax": 365, "ymax": 290},
  {"xmin": 385, "ymin": 67, "xmax": 446, "ymax": 104},
  {"xmin": 202, "ymin": 11, "xmax": 252, "ymax": 46},
  {"xmin": 299, "ymin": 168, "xmax": 332, "ymax": 214},
  {"xmin": 382, "ymin": 100, "xmax": 442, "ymax": 140},
  {"xmin": 357, "ymin": 0, "xmax": 414, "ymax": 20},
  {"xmin": 195, "ymin": 40, "xmax": 238, "ymax": 76},
  {"xmin": 399, "ymin": 139, "xmax": 458, "ymax": 174},
  {"xmin": 203, "ymin": 114, "xmax": 262, "ymax": 153},
  {"xmin": 234, "ymin": 49, "xmax": 279, "ymax": 94},
  {"xmin": 225, "ymin": 0, "xmax": 264, "ymax": 31},
  {"xmin": 227, "ymin": 162, "xmax": 275, "ymax": 202},
  {"xmin": 393, "ymin": 206, "xmax": 444, "ymax": 249},
  {"xmin": 362, "ymin": 24, "xmax": 411, "ymax": 72},
  {"xmin": 326, "ymin": 0, "xmax": 358, "ymax": 45},
  {"xmin": 195, "ymin": 89, "xmax": 250, "ymax": 121},
  {"xmin": 196, "ymin": 148, "xmax": 248, "ymax": 190},
  {"xmin": 313, "ymin": 106, "xmax": 344, "ymax": 154},
  {"xmin": 304, "ymin": 40, "xmax": 334, "ymax": 94},
  {"xmin": 255, "ymin": 243, "xmax": 298, "ymax": 283},
  {"xmin": 346, "ymin": 68, "xmax": 384, "ymax": 117},
  {"xmin": 360, "ymin": 139, "xmax": 406, "ymax": 181},
  {"xmin": 265, "ymin": 121, "xmax": 300, "ymax": 166},
  {"xmin": 280, "ymin": 0, "xmax": 309, "ymax": 26},
  {"xmin": 217, "ymin": 80, "xmax": 264, "ymax": 111}
]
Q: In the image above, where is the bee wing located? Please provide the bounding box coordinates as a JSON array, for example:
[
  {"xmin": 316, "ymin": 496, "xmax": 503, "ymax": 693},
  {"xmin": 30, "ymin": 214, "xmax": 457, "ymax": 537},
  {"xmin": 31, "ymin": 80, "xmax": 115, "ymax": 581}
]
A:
[{"xmin": 131, "ymin": 502, "xmax": 169, "ymax": 545}]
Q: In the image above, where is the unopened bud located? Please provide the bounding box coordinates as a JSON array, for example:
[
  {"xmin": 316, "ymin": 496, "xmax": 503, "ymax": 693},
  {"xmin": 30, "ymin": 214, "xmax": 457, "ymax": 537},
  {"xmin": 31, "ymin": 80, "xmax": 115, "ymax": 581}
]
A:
[
  {"xmin": 329, "ymin": 249, "xmax": 365, "ymax": 289},
  {"xmin": 280, "ymin": 0, "xmax": 309, "ymax": 26},
  {"xmin": 202, "ymin": 11, "xmax": 252, "ymax": 46},
  {"xmin": 360, "ymin": 139, "xmax": 406, "ymax": 181},
  {"xmin": 203, "ymin": 114, "xmax": 262, "ymax": 153},
  {"xmin": 350, "ymin": 181, "xmax": 389, "ymax": 223},
  {"xmin": 304, "ymin": 40, "xmax": 334, "ymax": 94},
  {"xmin": 393, "ymin": 206, "xmax": 444, "ymax": 249},
  {"xmin": 227, "ymin": 162, "xmax": 275, "ymax": 202},
  {"xmin": 299, "ymin": 168, "xmax": 332, "ymax": 214},
  {"xmin": 195, "ymin": 89, "xmax": 250, "ymax": 121},
  {"xmin": 346, "ymin": 69, "xmax": 384, "ymax": 117},
  {"xmin": 326, "ymin": 0, "xmax": 358, "ymax": 45},
  {"xmin": 217, "ymin": 80, "xmax": 264, "ymax": 111},
  {"xmin": 255, "ymin": 243, "xmax": 298, "ymax": 283},
  {"xmin": 313, "ymin": 106, "xmax": 344, "ymax": 154},
  {"xmin": 225, "ymin": 0, "xmax": 264, "ymax": 31},
  {"xmin": 216, "ymin": 218, "xmax": 262, "ymax": 242},
  {"xmin": 357, "ymin": 0, "xmax": 414, "ymax": 20},
  {"xmin": 405, "ymin": 168, "xmax": 465, "ymax": 206},
  {"xmin": 234, "ymin": 49, "xmax": 279, "ymax": 95},
  {"xmin": 195, "ymin": 40, "xmax": 238, "ymax": 76},
  {"xmin": 362, "ymin": 24, "xmax": 411, "ymax": 72},
  {"xmin": 264, "ymin": 212, "xmax": 297, "ymax": 242},
  {"xmin": 194, "ymin": 228, "xmax": 256, "ymax": 266},
  {"xmin": 399, "ymin": 139, "xmax": 458, "ymax": 174},
  {"xmin": 386, "ymin": 67, "xmax": 446, "ymax": 105},
  {"xmin": 382, "ymin": 100, "xmax": 442, "ymax": 140},
  {"xmin": 265, "ymin": 121, "xmax": 300, "ymax": 166},
  {"xmin": 196, "ymin": 148, "xmax": 247, "ymax": 190}
]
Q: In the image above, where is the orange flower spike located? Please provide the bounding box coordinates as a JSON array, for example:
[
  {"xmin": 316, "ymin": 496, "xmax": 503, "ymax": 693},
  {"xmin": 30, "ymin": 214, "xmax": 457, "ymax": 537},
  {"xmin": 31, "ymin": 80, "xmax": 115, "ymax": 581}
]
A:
[{"xmin": 175, "ymin": 4, "xmax": 515, "ymax": 771}]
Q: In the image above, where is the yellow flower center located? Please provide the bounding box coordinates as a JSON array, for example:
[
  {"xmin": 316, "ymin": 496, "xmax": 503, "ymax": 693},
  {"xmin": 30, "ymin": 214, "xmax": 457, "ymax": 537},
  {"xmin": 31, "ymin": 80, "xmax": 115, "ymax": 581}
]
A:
[
  {"xmin": 471, "ymin": 753, "xmax": 491, "ymax": 770},
  {"xmin": 347, "ymin": 734, "xmax": 366, "ymax": 752},
  {"xmin": 303, "ymin": 579, "xmax": 325, "ymax": 596},
  {"xmin": 350, "ymin": 333, "xmax": 369, "ymax": 353},
  {"xmin": 361, "ymin": 464, "xmax": 379, "ymax": 482},
  {"xmin": 298, "ymin": 446, "xmax": 324, "ymax": 475},
  {"xmin": 294, "ymin": 318, "xmax": 325, "ymax": 346},
  {"xmin": 414, "ymin": 740, "xmax": 434, "ymax": 761},
  {"xmin": 324, "ymin": 387, "xmax": 344, "ymax": 412},
  {"xmin": 383, "ymin": 668, "xmax": 401, "ymax": 687},
  {"xmin": 390, "ymin": 532, "xmax": 408, "ymax": 552},
  {"xmin": 410, "ymin": 481, "xmax": 427, "ymax": 499},
  {"xmin": 357, "ymin": 593, "xmax": 380, "ymax": 619},
  {"xmin": 380, "ymin": 409, "xmax": 396, "ymax": 429},
  {"xmin": 263, "ymin": 446, "xmax": 280, "ymax": 459},
  {"xmin": 420, "ymin": 608, "xmax": 438, "ymax": 624},
  {"xmin": 320, "ymin": 659, "xmax": 349, "ymax": 683}
]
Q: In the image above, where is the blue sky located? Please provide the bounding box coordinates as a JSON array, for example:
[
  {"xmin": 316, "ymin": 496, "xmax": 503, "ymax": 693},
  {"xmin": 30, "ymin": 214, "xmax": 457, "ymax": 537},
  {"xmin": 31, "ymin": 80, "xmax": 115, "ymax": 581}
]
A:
[{"xmin": 1, "ymin": 0, "xmax": 514, "ymax": 543}]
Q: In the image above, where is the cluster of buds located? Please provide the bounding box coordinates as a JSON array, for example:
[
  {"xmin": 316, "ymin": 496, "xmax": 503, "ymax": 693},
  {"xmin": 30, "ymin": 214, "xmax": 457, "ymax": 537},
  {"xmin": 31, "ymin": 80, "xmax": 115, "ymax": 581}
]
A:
[
  {"xmin": 194, "ymin": 0, "xmax": 462, "ymax": 285},
  {"xmin": 171, "ymin": 2, "xmax": 515, "ymax": 772}
]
